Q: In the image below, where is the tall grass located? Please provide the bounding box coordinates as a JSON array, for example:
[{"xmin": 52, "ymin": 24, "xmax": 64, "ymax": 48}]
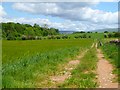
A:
[
  {"xmin": 2, "ymin": 47, "xmax": 80, "ymax": 88},
  {"xmin": 2, "ymin": 39, "xmax": 93, "ymax": 64},
  {"xmin": 2, "ymin": 39, "xmax": 93, "ymax": 88},
  {"xmin": 59, "ymin": 47, "xmax": 98, "ymax": 88}
]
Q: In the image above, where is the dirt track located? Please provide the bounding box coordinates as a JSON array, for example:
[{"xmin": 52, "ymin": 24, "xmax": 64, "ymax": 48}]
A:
[{"xmin": 96, "ymin": 43, "xmax": 118, "ymax": 88}]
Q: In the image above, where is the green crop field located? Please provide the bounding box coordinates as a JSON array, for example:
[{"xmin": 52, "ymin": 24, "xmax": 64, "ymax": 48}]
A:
[
  {"xmin": 2, "ymin": 31, "xmax": 119, "ymax": 88},
  {"xmin": 2, "ymin": 39, "xmax": 94, "ymax": 88},
  {"xmin": 2, "ymin": 32, "xmax": 119, "ymax": 88},
  {"xmin": 2, "ymin": 39, "xmax": 93, "ymax": 64}
]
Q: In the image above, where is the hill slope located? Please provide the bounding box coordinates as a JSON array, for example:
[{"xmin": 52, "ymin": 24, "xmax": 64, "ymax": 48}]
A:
[{"xmin": 91, "ymin": 28, "xmax": 118, "ymax": 32}]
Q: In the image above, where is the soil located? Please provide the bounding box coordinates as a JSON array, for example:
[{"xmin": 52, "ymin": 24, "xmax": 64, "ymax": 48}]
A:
[{"xmin": 96, "ymin": 43, "xmax": 118, "ymax": 88}]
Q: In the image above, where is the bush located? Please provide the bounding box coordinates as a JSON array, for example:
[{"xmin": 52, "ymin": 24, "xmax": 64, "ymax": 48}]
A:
[
  {"xmin": 62, "ymin": 35, "xmax": 68, "ymax": 39},
  {"xmin": 114, "ymin": 32, "xmax": 120, "ymax": 37},
  {"xmin": 108, "ymin": 33, "xmax": 113, "ymax": 38},
  {"xmin": 21, "ymin": 35, "xmax": 26, "ymax": 40},
  {"xmin": 82, "ymin": 34, "xmax": 87, "ymax": 38},
  {"xmin": 56, "ymin": 36, "xmax": 61, "ymax": 39},
  {"xmin": 88, "ymin": 36, "xmax": 91, "ymax": 38},
  {"xmin": 7, "ymin": 34, "xmax": 16, "ymax": 40},
  {"xmin": 104, "ymin": 34, "xmax": 107, "ymax": 38},
  {"xmin": 104, "ymin": 31, "xmax": 108, "ymax": 33}
]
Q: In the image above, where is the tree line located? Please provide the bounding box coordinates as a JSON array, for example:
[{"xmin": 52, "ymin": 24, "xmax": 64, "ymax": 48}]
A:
[
  {"xmin": 1, "ymin": 22, "xmax": 59, "ymax": 40},
  {"xmin": 104, "ymin": 31, "xmax": 120, "ymax": 38}
]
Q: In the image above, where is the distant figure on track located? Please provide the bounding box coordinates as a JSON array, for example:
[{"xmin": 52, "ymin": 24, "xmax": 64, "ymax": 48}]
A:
[
  {"xmin": 99, "ymin": 41, "xmax": 103, "ymax": 46},
  {"xmin": 97, "ymin": 39, "xmax": 103, "ymax": 48}
]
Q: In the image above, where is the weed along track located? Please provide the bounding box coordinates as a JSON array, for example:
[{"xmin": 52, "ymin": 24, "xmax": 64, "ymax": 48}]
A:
[
  {"xmin": 50, "ymin": 49, "xmax": 89, "ymax": 87},
  {"xmin": 96, "ymin": 43, "xmax": 118, "ymax": 88},
  {"xmin": 59, "ymin": 43, "xmax": 98, "ymax": 88},
  {"xmin": 37, "ymin": 48, "xmax": 89, "ymax": 88},
  {"xmin": 45, "ymin": 43, "xmax": 95, "ymax": 88}
]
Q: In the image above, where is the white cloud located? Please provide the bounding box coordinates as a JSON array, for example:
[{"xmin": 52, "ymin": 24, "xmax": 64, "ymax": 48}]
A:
[
  {"xmin": 1, "ymin": 17, "xmax": 118, "ymax": 31},
  {"xmin": 2, "ymin": 17, "xmax": 50, "ymax": 25},
  {"xmin": 2, "ymin": 0, "xmax": 119, "ymax": 2},
  {"xmin": 0, "ymin": 5, "xmax": 7, "ymax": 22},
  {"xmin": 0, "ymin": 5, "xmax": 7, "ymax": 17},
  {"xmin": 1, "ymin": 2, "xmax": 118, "ymax": 31},
  {"xmin": 12, "ymin": 3, "xmax": 118, "ymax": 24}
]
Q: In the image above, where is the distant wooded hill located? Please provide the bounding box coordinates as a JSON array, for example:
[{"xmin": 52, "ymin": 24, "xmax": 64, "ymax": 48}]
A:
[
  {"xmin": 60, "ymin": 28, "xmax": 118, "ymax": 34},
  {"xmin": 1, "ymin": 22, "xmax": 59, "ymax": 40},
  {"xmin": 91, "ymin": 28, "xmax": 118, "ymax": 32}
]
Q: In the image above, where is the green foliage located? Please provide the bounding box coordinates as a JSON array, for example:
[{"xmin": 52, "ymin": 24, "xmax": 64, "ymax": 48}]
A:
[
  {"xmin": 73, "ymin": 31, "xmax": 86, "ymax": 34},
  {"xmin": 103, "ymin": 32, "xmax": 120, "ymax": 38},
  {"xmin": 114, "ymin": 32, "xmax": 120, "ymax": 37},
  {"xmin": 104, "ymin": 31, "xmax": 108, "ymax": 33},
  {"xmin": 2, "ymin": 22, "xmax": 59, "ymax": 40},
  {"xmin": 67, "ymin": 33, "xmax": 104, "ymax": 39}
]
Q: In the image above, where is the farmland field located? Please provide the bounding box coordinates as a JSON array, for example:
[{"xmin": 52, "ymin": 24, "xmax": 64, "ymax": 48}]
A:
[
  {"xmin": 2, "ymin": 32, "xmax": 119, "ymax": 88},
  {"xmin": 1, "ymin": 2, "xmax": 119, "ymax": 88},
  {"xmin": 2, "ymin": 39, "xmax": 94, "ymax": 88},
  {"xmin": 2, "ymin": 39, "xmax": 93, "ymax": 64}
]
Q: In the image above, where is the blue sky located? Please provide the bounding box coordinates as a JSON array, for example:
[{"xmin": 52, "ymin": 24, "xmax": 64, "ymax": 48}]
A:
[
  {"xmin": 1, "ymin": 2, "xmax": 118, "ymax": 31},
  {"xmin": 2, "ymin": 2, "xmax": 66, "ymax": 23},
  {"xmin": 3, "ymin": 2, "xmax": 118, "ymax": 17},
  {"xmin": 93, "ymin": 2, "xmax": 118, "ymax": 12}
]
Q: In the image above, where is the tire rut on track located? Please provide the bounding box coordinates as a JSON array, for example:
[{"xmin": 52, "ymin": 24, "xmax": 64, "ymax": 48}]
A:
[
  {"xmin": 49, "ymin": 43, "xmax": 95, "ymax": 87},
  {"xmin": 36, "ymin": 43, "xmax": 95, "ymax": 88}
]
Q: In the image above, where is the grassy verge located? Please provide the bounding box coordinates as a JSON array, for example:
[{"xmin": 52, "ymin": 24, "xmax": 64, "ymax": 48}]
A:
[
  {"xmin": 101, "ymin": 42, "xmax": 120, "ymax": 83},
  {"xmin": 59, "ymin": 47, "xmax": 98, "ymax": 88}
]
